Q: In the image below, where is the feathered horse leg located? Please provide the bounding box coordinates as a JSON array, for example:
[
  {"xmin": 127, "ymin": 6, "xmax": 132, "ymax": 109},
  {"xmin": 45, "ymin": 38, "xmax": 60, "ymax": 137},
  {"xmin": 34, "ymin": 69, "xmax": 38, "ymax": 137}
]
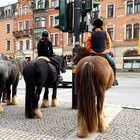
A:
[
  {"xmin": 97, "ymin": 91, "xmax": 109, "ymax": 132},
  {"xmin": 51, "ymin": 84, "xmax": 59, "ymax": 107},
  {"xmin": 41, "ymin": 87, "xmax": 49, "ymax": 108}
]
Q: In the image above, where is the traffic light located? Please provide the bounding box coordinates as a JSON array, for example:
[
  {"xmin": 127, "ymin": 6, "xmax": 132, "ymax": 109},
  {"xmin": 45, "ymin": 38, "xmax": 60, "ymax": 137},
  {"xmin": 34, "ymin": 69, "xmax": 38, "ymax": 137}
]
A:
[
  {"xmin": 80, "ymin": 0, "xmax": 92, "ymax": 33},
  {"xmin": 54, "ymin": 0, "xmax": 68, "ymax": 32},
  {"xmin": 82, "ymin": 0, "xmax": 92, "ymax": 17},
  {"xmin": 67, "ymin": 2, "xmax": 73, "ymax": 32},
  {"xmin": 54, "ymin": 0, "xmax": 73, "ymax": 32}
]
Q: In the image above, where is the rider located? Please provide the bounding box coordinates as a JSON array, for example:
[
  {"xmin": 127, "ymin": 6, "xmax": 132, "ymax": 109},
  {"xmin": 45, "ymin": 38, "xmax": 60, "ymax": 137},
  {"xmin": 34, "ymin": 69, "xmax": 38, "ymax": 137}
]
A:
[
  {"xmin": 86, "ymin": 18, "xmax": 118, "ymax": 86},
  {"xmin": 37, "ymin": 30, "xmax": 62, "ymax": 82}
]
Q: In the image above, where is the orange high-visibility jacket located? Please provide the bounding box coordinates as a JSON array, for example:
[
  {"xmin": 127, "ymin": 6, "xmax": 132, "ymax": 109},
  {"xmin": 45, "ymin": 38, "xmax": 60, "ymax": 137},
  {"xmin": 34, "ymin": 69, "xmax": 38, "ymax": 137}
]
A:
[{"xmin": 86, "ymin": 28, "xmax": 112, "ymax": 54}]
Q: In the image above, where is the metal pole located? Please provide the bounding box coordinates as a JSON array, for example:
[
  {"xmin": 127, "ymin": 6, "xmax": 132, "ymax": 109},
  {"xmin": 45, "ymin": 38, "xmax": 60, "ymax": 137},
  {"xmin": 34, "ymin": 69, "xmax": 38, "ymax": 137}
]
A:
[{"xmin": 72, "ymin": 0, "xmax": 81, "ymax": 109}]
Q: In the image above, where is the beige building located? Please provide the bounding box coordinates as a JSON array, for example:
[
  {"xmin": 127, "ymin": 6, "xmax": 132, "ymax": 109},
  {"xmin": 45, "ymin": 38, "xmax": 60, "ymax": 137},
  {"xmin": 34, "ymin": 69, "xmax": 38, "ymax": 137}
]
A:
[{"xmin": 100, "ymin": 0, "xmax": 140, "ymax": 69}]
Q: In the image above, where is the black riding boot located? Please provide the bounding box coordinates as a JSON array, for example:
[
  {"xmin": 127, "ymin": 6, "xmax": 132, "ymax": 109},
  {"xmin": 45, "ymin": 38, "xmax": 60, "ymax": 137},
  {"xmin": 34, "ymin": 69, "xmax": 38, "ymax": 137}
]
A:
[{"xmin": 113, "ymin": 69, "xmax": 119, "ymax": 86}]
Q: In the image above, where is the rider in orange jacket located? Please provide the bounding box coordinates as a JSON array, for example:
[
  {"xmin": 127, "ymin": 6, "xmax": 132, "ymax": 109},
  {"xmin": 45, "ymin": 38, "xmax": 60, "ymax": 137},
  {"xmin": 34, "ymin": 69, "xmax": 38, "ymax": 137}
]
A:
[{"xmin": 86, "ymin": 18, "xmax": 118, "ymax": 86}]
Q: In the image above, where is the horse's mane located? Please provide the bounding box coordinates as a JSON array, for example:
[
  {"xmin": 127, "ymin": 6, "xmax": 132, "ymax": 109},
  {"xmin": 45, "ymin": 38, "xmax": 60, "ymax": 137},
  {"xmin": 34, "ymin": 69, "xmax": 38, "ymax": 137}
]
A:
[{"xmin": 74, "ymin": 47, "xmax": 90, "ymax": 65}]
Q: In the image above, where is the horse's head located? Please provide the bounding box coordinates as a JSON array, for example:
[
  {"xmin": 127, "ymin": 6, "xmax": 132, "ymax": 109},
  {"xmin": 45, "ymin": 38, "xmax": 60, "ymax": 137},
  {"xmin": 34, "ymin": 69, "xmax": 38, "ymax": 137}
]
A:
[
  {"xmin": 73, "ymin": 47, "xmax": 90, "ymax": 65},
  {"xmin": 60, "ymin": 55, "xmax": 67, "ymax": 73},
  {"xmin": 54, "ymin": 55, "xmax": 67, "ymax": 73}
]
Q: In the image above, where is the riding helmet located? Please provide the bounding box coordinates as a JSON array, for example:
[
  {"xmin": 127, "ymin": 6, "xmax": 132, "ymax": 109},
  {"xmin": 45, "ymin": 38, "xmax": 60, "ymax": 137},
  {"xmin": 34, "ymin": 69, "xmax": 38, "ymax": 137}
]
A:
[
  {"xmin": 92, "ymin": 18, "xmax": 103, "ymax": 27},
  {"xmin": 42, "ymin": 31, "xmax": 48, "ymax": 37}
]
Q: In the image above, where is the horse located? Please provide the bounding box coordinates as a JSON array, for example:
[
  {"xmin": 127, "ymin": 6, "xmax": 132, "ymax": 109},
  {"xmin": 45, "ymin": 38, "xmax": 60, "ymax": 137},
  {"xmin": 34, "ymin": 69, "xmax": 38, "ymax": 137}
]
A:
[
  {"xmin": 74, "ymin": 47, "xmax": 114, "ymax": 138},
  {"xmin": 23, "ymin": 55, "xmax": 67, "ymax": 119},
  {"xmin": 0, "ymin": 58, "xmax": 27, "ymax": 112}
]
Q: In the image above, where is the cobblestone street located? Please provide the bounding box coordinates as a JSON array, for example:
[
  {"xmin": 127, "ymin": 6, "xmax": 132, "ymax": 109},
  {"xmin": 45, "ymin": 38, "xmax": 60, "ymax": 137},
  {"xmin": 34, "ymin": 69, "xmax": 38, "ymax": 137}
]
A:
[{"xmin": 0, "ymin": 73, "xmax": 140, "ymax": 140}]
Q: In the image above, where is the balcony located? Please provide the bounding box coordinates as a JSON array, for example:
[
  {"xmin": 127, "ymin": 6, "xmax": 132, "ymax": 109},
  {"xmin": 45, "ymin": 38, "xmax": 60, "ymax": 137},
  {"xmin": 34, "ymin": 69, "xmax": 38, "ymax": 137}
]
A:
[{"xmin": 13, "ymin": 29, "xmax": 33, "ymax": 38}]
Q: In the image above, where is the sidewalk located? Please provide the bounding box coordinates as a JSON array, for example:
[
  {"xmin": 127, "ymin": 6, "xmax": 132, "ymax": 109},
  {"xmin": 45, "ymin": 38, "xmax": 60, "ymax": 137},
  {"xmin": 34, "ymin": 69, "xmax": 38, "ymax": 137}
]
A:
[
  {"xmin": 67, "ymin": 104, "xmax": 122, "ymax": 140},
  {"xmin": 0, "ymin": 94, "xmax": 122, "ymax": 140}
]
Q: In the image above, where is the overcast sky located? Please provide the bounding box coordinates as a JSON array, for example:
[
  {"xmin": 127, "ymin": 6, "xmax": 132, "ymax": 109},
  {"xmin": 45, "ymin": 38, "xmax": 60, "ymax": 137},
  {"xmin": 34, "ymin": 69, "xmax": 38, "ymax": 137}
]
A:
[{"xmin": 0, "ymin": 0, "xmax": 18, "ymax": 7}]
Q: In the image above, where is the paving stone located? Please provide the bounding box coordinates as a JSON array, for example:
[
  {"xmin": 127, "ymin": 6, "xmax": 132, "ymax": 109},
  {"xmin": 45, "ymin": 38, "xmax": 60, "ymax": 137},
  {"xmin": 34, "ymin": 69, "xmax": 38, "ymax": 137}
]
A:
[
  {"xmin": 0, "ymin": 102, "xmax": 77, "ymax": 140},
  {"xmin": 96, "ymin": 108, "xmax": 140, "ymax": 140}
]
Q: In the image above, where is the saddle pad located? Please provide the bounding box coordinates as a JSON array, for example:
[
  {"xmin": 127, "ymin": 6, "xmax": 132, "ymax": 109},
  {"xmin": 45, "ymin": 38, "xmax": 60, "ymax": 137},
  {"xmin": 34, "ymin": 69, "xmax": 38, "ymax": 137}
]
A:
[{"xmin": 37, "ymin": 56, "xmax": 50, "ymax": 62}]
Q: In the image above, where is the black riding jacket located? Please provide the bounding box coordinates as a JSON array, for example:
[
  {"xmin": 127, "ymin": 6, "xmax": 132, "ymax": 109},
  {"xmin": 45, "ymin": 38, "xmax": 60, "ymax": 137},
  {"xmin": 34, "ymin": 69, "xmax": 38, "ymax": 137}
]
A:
[
  {"xmin": 37, "ymin": 38, "xmax": 53, "ymax": 57},
  {"xmin": 91, "ymin": 31, "xmax": 107, "ymax": 53}
]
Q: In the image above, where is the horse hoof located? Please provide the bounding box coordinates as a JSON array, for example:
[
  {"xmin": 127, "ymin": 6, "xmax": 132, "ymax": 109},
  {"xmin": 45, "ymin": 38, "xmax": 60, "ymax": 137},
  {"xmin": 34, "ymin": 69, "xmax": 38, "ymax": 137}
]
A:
[
  {"xmin": 0, "ymin": 105, "xmax": 4, "ymax": 112},
  {"xmin": 99, "ymin": 123, "xmax": 109, "ymax": 132},
  {"xmin": 12, "ymin": 96, "xmax": 17, "ymax": 105},
  {"xmin": 34, "ymin": 109, "xmax": 43, "ymax": 119},
  {"xmin": 7, "ymin": 100, "xmax": 12, "ymax": 105},
  {"xmin": 41, "ymin": 99, "xmax": 49, "ymax": 108},
  {"xmin": 2, "ymin": 100, "xmax": 7, "ymax": 103},
  {"xmin": 52, "ymin": 99, "xmax": 59, "ymax": 107},
  {"xmin": 77, "ymin": 129, "xmax": 88, "ymax": 138}
]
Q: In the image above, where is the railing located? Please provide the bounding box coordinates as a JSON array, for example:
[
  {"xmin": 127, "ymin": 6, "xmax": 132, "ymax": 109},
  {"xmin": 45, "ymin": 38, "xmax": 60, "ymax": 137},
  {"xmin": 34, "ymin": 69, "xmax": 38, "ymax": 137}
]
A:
[{"xmin": 13, "ymin": 29, "xmax": 33, "ymax": 38}]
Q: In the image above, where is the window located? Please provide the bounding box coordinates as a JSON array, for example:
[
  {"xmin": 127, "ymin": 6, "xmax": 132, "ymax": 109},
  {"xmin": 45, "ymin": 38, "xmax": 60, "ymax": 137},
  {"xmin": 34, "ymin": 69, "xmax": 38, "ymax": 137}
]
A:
[
  {"xmin": 134, "ymin": 0, "xmax": 140, "ymax": 13},
  {"xmin": 25, "ymin": 20, "xmax": 29, "ymax": 30},
  {"xmin": 107, "ymin": 4, "xmax": 114, "ymax": 18},
  {"xmin": 54, "ymin": 34, "xmax": 58, "ymax": 46},
  {"xmin": 6, "ymin": 24, "xmax": 10, "ymax": 33},
  {"xmin": 51, "ymin": 0, "xmax": 58, "ymax": 8},
  {"xmin": 50, "ymin": 34, "xmax": 53, "ymax": 44},
  {"xmin": 38, "ymin": 0, "xmax": 43, "ymax": 9},
  {"xmin": 26, "ymin": 40, "xmax": 30, "ymax": 50},
  {"xmin": 126, "ymin": 24, "xmax": 132, "ymax": 39},
  {"xmin": 35, "ymin": 17, "xmax": 40, "ymax": 28},
  {"xmin": 50, "ymin": 34, "xmax": 59, "ymax": 46},
  {"xmin": 6, "ymin": 41, "xmax": 10, "ymax": 50},
  {"xmin": 134, "ymin": 23, "xmax": 140, "ymax": 39},
  {"xmin": 22, "ymin": 5, "xmax": 27, "ymax": 15},
  {"xmin": 20, "ymin": 41, "xmax": 23, "ymax": 50},
  {"xmin": 127, "ymin": 1, "xmax": 133, "ymax": 14},
  {"xmin": 68, "ymin": 33, "xmax": 73, "ymax": 44},
  {"xmin": 34, "ymin": 17, "xmax": 45, "ymax": 28},
  {"xmin": 18, "ymin": 22, "xmax": 23, "ymax": 31},
  {"xmin": 50, "ymin": 16, "xmax": 54, "ymax": 27},
  {"xmin": 51, "ymin": 15, "xmax": 59, "ymax": 27},
  {"xmin": 107, "ymin": 27, "xmax": 114, "ymax": 41},
  {"xmin": 41, "ymin": 17, "xmax": 45, "ymax": 27}
]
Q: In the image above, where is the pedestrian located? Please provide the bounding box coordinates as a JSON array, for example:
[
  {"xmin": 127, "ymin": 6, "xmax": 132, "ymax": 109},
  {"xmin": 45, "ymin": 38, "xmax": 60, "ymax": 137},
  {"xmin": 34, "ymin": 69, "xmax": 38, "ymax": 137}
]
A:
[
  {"xmin": 37, "ymin": 30, "xmax": 62, "ymax": 82},
  {"xmin": 86, "ymin": 18, "xmax": 118, "ymax": 86}
]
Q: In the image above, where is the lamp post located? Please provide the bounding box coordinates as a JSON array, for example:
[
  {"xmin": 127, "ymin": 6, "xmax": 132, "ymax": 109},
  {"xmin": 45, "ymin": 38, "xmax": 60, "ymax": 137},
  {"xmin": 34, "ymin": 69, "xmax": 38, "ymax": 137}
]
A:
[{"xmin": 72, "ymin": 0, "xmax": 81, "ymax": 109}]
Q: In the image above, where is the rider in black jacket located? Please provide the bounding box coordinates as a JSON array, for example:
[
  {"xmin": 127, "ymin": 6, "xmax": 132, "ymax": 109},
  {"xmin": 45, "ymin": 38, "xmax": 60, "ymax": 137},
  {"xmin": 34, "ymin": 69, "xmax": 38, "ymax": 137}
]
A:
[{"xmin": 37, "ymin": 31, "xmax": 62, "ymax": 82}]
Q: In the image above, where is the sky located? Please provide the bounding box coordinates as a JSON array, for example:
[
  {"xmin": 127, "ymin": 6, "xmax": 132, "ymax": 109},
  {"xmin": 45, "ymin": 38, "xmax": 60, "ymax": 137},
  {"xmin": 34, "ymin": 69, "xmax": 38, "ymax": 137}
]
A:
[{"xmin": 0, "ymin": 0, "xmax": 18, "ymax": 7}]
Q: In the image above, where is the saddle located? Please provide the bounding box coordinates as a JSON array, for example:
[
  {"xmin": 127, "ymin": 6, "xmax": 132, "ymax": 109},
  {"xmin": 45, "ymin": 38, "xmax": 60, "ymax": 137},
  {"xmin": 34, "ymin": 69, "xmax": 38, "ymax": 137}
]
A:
[
  {"xmin": 37, "ymin": 56, "xmax": 56, "ymax": 73},
  {"xmin": 37, "ymin": 56, "xmax": 50, "ymax": 62}
]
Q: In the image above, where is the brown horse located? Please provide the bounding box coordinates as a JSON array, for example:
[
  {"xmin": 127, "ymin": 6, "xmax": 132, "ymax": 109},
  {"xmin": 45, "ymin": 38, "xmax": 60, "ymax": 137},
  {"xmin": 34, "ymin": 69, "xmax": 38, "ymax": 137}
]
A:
[{"xmin": 74, "ymin": 48, "xmax": 114, "ymax": 138}]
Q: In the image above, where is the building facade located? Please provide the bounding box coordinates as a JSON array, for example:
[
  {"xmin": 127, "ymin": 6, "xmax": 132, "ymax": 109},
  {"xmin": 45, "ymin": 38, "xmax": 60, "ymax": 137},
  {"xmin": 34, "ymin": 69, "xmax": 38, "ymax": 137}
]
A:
[
  {"xmin": 13, "ymin": 0, "xmax": 33, "ymax": 60},
  {"xmin": 0, "ymin": 3, "xmax": 16, "ymax": 57},
  {"xmin": 100, "ymin": 0, "xmax": 140, "ymax": 69},
  {"xmin": 0, "ymin": 0, "xmax": 140, "ymax": 69}
]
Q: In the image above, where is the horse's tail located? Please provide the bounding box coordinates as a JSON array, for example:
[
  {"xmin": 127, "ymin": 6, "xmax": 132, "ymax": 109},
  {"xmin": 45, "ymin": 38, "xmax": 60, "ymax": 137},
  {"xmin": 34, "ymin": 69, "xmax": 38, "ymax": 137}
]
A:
[
  {"xmin": 76, "ymin": 61, "xmax": 97, "ymax": 133},
  {"xmin": 23, "ymin": 64, "xmax": 36, "ymax": 118}
]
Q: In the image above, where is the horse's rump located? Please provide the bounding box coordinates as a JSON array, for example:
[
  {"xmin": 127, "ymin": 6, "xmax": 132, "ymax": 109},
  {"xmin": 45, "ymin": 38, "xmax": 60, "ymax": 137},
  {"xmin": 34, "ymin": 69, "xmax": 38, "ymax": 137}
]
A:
[
  {"xmin": 23, "ymin": 59, "xmax": 57, "ymax": 87},
  {"xmin": 76, "ymin": 56, "xmax": 114, "ymax": 90},
  {"xmin": 75, "ymin": 55, "xmax": 114, "ymax": 136}
]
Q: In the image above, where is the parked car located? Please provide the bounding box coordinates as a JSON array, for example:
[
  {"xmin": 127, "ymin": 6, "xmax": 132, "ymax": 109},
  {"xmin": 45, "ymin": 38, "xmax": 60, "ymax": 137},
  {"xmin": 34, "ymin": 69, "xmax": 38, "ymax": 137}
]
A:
[{"xmin": 59, "ymin": 62, "xmax": 72, "ymax": 87}]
